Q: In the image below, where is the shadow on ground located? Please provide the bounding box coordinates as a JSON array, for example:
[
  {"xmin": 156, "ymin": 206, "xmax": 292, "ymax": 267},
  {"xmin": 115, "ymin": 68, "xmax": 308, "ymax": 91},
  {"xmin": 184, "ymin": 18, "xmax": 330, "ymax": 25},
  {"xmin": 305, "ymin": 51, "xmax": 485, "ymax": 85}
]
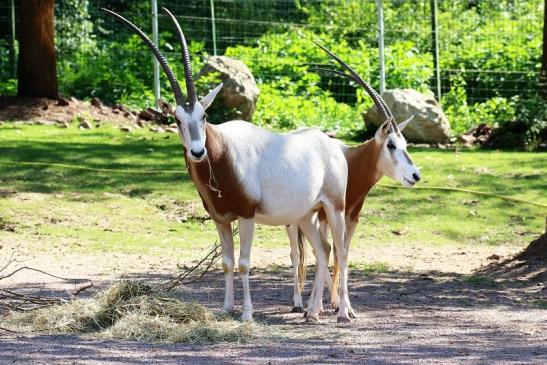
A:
[{"xmin": 1, "ymin": 266, "xmax": 545, "ymax": 364}]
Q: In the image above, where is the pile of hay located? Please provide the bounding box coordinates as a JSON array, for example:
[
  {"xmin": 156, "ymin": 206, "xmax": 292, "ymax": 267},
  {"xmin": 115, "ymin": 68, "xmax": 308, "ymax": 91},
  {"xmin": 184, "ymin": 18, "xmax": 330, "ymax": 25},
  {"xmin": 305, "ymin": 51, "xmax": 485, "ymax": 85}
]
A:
[{"xmin": 2, "ymin": 281, "xmax": 260, "ymax": 343}]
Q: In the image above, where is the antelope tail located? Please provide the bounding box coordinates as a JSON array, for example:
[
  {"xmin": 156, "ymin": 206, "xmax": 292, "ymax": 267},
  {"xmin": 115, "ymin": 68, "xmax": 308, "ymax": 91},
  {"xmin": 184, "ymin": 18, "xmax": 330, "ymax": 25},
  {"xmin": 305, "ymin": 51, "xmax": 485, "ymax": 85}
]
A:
[
  {"xmin": 297, "ymin": 227, "xmax": 306, "ymax": 292},
  {"xmin": 331, "ymin": 247, "xmax": 340, "ymax": 305}
]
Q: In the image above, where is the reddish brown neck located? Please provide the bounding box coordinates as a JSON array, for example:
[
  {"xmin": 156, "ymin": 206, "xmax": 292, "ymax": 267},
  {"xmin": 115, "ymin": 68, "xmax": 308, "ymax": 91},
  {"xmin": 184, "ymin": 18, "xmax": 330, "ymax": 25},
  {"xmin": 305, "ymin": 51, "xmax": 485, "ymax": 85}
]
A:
[
  {"xmin": 344, "ymin": 138, "xmax": 384, "ymax": 219},
  {"xmin": 184, "ymin": 123, "xmax": 257, "ymax": 222}
]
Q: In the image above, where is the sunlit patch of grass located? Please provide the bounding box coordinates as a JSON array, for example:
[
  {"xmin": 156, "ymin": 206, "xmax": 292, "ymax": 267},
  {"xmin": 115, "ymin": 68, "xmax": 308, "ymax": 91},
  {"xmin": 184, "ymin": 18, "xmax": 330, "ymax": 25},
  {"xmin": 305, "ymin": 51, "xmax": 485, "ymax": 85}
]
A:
[
  {"xmin": 0, "ymin": 124, "xmax": 545, "ymax": 262},
  {"xmin": 461, "ymin": 275, "xmax": 501, "ymax": 288},
  {"xmin": 349, "ymin": 262, "xmax": 390, "ymax": 275}
]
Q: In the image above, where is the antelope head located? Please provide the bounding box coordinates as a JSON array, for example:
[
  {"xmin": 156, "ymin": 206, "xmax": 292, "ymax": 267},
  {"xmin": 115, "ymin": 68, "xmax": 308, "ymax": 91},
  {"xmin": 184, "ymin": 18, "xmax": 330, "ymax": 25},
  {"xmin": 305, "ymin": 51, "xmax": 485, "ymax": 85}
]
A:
[
  {"xmin": 313, "ymin": 41, "xmax": 422, "ymax": 187},
  {"xmin": 103, "ymin": 8, "xmax": 222, "ymax": 163}
]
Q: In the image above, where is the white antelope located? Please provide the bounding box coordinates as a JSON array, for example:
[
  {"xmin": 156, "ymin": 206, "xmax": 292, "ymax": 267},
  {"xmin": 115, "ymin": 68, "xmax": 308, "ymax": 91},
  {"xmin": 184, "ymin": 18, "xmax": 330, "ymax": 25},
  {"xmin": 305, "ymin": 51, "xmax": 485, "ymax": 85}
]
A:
[
  {"xmin": 104, "ymin": 9, "xmax": 348, "ymax": 322},
  {"xmin": 287, "ymin": 43, "xmax": 422, "ymax": 320}
]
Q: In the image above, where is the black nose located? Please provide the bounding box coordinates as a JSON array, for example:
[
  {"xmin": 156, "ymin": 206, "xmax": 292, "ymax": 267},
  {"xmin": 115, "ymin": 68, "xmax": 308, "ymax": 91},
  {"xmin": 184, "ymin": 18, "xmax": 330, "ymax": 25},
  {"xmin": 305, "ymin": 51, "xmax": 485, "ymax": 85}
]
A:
[
  {"xmin": 412, "ymin": 173, "xmax": 421, "ymax": 182},
  {"xmin": 190, "ymin": 148, "xmax": 205, "ymax": 158}
]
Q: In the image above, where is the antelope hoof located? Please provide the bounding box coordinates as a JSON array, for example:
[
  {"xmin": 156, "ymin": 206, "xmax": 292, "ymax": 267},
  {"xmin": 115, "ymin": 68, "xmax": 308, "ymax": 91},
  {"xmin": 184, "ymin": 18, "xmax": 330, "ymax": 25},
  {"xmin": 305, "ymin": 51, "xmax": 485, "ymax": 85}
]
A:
[
  {"xmin": 305, "ymin": 313, "xmax": 320, "ymax": 323},
  {"xmin": 292, "ymin": 306, "xmax": 305, "ymax": 313},
  {"xmin": 221, "ymin": 304, "xmax": 234, "ymax": 313},
  {"xmin": 337, "ymin": 316, "xmax": 351, "ymax": 324},
  {"xmin": 349, "ymin": 308, "xmax": 357, "ymax": 319},
  {"xmin": 241, "ymin": 310, "xmax": 253, "ymax": 322}
]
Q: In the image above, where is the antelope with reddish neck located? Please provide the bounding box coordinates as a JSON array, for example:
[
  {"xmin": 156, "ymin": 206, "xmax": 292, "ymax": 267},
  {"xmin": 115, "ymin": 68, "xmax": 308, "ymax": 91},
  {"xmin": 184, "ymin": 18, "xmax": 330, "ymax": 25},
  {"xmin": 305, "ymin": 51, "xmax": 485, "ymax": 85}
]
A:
[
  {"xmin": 287, "ymin": 42, "xmax": 422, "ymax": 321},
  {"xmin": 104, "ymin": 8, "xmax": 350, "ymax": 322}
]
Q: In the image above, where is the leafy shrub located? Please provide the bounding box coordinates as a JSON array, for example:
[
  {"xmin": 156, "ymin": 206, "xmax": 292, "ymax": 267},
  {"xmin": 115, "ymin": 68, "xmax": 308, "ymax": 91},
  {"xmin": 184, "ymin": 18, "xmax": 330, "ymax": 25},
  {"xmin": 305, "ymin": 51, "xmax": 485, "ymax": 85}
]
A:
[
  {"xmin": 253, "ymin": 83, "xmax": 361, "ymax": 135},
  {"xmin": 485, "ymin": 95, "xmax": 547, "ymax": 151},
  {"xmin": 442, "ymin": 76, "xmax": 517, "ymax": 134},
  {"xmin": 0, "ymin": 79, "xmax": 17, "ymax": 96}
]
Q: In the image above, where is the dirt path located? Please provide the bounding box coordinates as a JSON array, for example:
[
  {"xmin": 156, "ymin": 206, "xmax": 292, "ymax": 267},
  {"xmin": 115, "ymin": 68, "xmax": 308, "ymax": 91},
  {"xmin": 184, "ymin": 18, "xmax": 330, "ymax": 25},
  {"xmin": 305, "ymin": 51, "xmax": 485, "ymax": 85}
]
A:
[{"xmin": 1, "ymin": 262, "xmax": 545, "ymax": 364}]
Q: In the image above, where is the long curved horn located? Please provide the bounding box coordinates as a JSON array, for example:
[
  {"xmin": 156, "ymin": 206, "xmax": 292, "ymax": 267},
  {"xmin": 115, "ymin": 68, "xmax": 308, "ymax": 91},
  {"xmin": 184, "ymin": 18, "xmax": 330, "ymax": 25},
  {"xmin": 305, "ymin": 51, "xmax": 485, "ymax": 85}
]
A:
[
  {"xmin": 102, "ymin": 8, "xmax": 185, "ymax": 105},
  {"xmin": 312, "ymin": 66, "xmax": 391, "ymax": 123},
  {"xmin": 312, "ymin": 41, "xmax": 399, "ymax": 132},
  {"xmin": 161, "ymin": 8, "xmax": 197, "ymax": 105}
]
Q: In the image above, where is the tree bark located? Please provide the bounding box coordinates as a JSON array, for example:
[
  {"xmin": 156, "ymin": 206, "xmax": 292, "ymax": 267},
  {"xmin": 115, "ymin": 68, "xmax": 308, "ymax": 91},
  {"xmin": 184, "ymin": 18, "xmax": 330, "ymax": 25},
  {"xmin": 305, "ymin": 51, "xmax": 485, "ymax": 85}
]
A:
[
  {"xmin": 541, "ymin": 0, "xmax": 547, "ymax": 98},
  {"xmin": 17, "ymin": 0, "xmax": 58, "ymax": 98}
]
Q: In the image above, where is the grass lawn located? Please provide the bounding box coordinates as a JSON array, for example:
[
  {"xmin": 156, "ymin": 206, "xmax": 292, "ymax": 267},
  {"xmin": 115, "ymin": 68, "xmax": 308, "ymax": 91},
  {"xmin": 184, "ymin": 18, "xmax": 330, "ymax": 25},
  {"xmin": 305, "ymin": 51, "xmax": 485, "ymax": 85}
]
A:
[{"xmin": 0, "ymin": 123, "xmax": 545, "ymax": 267}]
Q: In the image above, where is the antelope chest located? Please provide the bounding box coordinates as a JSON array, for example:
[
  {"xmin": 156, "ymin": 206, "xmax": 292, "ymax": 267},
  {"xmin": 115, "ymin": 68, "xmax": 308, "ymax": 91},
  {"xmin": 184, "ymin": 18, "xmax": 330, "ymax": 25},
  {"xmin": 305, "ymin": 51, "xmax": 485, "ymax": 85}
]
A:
[{"xmin": 188, "ymin": 121, "xmax": 347, "ymax": 226}]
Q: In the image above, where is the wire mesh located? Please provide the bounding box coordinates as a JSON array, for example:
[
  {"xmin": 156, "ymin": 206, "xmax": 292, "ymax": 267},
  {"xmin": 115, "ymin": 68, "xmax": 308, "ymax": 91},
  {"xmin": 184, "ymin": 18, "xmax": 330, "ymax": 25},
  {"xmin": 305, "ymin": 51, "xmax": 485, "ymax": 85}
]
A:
[{"xmin": 0, "ymin": 0, "xmax": 543, "ymax": 106}]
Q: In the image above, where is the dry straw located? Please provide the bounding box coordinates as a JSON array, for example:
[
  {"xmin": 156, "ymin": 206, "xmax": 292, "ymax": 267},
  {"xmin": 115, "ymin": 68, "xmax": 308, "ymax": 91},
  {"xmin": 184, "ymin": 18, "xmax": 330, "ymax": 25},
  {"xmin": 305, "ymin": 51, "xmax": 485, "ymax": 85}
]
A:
[{"xmin": 2, "ymin": 281, "xmax": 263, "ymax": 344}]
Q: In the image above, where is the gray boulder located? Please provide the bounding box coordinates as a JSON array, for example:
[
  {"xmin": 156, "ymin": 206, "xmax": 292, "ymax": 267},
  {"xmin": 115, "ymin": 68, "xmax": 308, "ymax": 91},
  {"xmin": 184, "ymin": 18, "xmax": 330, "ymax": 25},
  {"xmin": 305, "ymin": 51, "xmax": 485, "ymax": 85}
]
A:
[
  {"xmin": 197, "ymin": 56, "xmax": 259, "ymax": 121},
  {"xmin": 364, "ymin": 89, "xmax": 451, "ymax": 143}
]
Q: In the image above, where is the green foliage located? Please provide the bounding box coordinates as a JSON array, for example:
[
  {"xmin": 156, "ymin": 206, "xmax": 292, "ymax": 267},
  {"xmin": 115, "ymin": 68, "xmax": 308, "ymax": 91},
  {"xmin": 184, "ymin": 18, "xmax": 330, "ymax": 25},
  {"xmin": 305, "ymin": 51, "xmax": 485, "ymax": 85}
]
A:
[
  {"xmin": 0, "ymin": 78, "xmax": 17, "ymax": 96},
  {"xmin": 384, "ymin": 41, "xmax": 432, "ymax": 91},
  {"xmin": 55, "ymin": 0, "xmax": 95, "ymax": 54},
  {"xmin": 441, "ymin": 76, "xmax": 518, "ymax": 134},
  {"xmin": 224, "ymin": 29, "xmax": 367, "ymax": 133},
  {"xmin": 253, "ymin": 83, "xmax": 360, "ymax": 135},
  {"xmin": 486, "ymin": 95, "xmax": 547, "ymax": 151},
  {"xmin": 225, "ymin": 28, "xmax": 436, "ymax": 135},
  {"xmin": 441, "ymin": 74, "xmax": 546, "ymax": 150},
  {"xmin": 0, "ymin": 0, "xmax": 544, "ymax": 145}
]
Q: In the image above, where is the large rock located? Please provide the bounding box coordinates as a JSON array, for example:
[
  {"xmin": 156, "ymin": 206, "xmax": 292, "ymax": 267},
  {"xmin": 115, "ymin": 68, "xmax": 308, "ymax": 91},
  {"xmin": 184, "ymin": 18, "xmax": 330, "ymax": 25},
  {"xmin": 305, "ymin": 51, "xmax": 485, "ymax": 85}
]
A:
[
  {"xmin": 197, "ymin": 56, "xmax": 259, "ymax": 121},
  {"xmin": 364, "ymin": 89, "xmax": 451, "ymax": 143}
]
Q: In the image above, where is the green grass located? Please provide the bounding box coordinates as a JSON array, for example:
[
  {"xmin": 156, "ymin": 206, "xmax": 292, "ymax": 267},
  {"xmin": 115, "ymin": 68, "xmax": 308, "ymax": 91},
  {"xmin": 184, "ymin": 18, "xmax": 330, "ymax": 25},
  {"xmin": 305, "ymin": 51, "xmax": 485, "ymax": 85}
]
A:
[
  {"xmin": 530, "ymin": 300, "xmax": 547, "ymax": 309},
  {"xmin": 460, "ymin": 275, "xmax": 502, "ymax": 288},
  {"xmin": 0, "ymin": 123, "xmax": 545, "ymax": 261},
  {"xmin": 348, "ymin": 262, "xmax": 390, "ymax": 276}
]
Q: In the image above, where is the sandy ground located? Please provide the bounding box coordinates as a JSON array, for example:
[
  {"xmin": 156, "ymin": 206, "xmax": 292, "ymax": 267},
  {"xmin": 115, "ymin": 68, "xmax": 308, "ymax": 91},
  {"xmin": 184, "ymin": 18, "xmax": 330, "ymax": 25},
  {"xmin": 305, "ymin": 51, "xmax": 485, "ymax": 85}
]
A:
[{"xmin": 1, "ymin": 243, "xmax": 546, "ymax": 364}]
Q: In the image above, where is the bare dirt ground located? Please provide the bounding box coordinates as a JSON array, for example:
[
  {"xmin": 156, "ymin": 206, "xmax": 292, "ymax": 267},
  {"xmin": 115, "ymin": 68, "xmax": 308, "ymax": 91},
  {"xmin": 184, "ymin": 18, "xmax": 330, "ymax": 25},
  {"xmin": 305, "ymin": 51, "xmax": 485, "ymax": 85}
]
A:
[
  {"xmin": 1, "ymin": 244, "xmax": 546, "ymax": 364},
  {"xmin": 0, "ymin": 96, "xmax": 140, "ymax": 126}
]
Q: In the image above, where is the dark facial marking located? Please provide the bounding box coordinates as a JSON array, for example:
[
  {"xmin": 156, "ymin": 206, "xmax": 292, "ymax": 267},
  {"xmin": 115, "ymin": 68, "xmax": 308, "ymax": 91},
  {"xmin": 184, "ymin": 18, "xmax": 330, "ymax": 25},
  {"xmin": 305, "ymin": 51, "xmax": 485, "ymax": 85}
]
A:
[
  {"xmin": 387, "ymin": 140, "xmax": 397, "ymax": 164},
  {"xmin": 403, "ymin": 150, "xmax": 413, "ymax": 165},
  {"xmin": 188, "ymin": 120, "xmax": 201, "ymax": 140}
]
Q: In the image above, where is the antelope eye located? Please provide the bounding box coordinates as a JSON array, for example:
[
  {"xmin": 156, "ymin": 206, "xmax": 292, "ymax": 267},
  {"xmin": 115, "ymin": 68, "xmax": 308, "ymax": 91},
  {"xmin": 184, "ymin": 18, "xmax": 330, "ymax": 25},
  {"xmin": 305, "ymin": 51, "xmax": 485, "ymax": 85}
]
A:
[{"xmin": 387, "ymin": 142, "xmax": 396, "ymax": 150}]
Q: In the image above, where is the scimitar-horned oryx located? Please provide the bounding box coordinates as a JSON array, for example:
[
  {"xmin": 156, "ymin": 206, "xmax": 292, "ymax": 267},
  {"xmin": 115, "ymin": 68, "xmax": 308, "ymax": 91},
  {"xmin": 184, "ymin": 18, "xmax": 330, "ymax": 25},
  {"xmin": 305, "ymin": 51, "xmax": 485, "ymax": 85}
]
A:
[
  {"xmin": 287, "ymin": 42, "xmax": 422, "ymax": 322},
  {"xmin": 103, "ymin": 8, "xmax": 348, "ymax": 322}
]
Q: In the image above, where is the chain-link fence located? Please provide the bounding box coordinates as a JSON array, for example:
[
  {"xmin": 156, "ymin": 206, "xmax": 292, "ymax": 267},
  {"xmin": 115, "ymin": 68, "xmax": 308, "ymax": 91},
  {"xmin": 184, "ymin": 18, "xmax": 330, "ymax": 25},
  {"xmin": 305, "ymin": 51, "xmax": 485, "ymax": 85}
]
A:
[{"xmin": 0, "ymin": 0, "xmax": 543, "ymax": 107}]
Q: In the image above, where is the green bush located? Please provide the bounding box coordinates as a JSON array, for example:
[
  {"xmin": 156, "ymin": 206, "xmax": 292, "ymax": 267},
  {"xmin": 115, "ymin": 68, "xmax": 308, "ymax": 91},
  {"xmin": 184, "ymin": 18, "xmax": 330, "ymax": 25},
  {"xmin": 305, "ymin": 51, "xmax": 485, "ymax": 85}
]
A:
[
  {"xmin": 485, "ymin": 95, "xmax": 547, "ymax": 151},
  {"xmin": 253, "ymin": 83, "xmax": 361, "ymax": 135},
  {"xmin": 1, "ymin": 0, "xmax": 543, "ymax": 146},
  {"xmin": 441, "ymin": 76, "xmax": 517, "ymax": 134}
]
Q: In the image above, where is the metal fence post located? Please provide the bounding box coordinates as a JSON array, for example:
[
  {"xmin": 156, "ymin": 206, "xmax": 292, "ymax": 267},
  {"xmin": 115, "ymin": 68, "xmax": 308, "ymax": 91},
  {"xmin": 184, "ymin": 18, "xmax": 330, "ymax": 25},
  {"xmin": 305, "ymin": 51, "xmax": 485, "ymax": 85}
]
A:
[
  {"xmin": 376, "ymin": 0, "xmax": 385, "ymax": 94},
  {"xmin": 210, "ymin": 0, "xmax": 217, "ymax": 56},
  {"xmin": 540, "ymin": 0, "xmax": 547, "ymax": 98},
  {"xmin": 10, "ymin": 0, "xmax": 16, "ymax": 78},
  {"xmin": 151, "ymin": 0, "xmax": 160, "ymax": 103},
  {"xmin": 430, "ymin": 0, "xmax": 441, "ymax": 101}
]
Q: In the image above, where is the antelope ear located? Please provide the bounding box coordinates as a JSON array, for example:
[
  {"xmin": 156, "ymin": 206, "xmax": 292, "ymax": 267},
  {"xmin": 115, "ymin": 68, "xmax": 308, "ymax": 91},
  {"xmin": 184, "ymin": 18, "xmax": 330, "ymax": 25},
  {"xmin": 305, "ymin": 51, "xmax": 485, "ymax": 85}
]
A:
[
  {"xmin": 199, "ymin": 83, "xmax": 223, "ymax": 110},
  {"xmin": 375, "ymin": 119, "xmax": 392, "ymax": 138},
  {"xmin": 158, "ymin": 98, "xmax": 175, "ymax": 115},
  {"xmin": 397, "ymin": 115, "xmax": 414, "ymax": 132}
]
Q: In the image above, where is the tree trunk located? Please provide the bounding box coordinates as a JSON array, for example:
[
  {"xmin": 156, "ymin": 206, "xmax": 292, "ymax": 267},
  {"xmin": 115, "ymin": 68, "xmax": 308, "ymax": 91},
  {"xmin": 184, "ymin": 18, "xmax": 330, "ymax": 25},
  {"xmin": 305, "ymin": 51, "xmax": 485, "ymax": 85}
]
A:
[
  {"xmin": 541, "ymin": 0, "xmax": 547, "ymax": 98},
  {"xmin": 17, "ymin": 0, "xmax": 58, "ymax": 98}
]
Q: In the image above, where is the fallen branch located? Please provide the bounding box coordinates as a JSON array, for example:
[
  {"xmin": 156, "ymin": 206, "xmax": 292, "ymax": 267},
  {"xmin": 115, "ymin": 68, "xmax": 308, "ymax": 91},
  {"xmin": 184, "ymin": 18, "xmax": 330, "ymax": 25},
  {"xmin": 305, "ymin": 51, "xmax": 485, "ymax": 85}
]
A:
[
  {"xmin": 0, "ymin": 326, "xmax": 17, "ymax": 333},
  {"xmin": 162, "ymin": 223, "xmax": 239, "ymax": 291},
  {"xmin": 0, "ymin": 289, "xmax": 68, "ymax": 312},
  {"xmin": 162, "ymin": 243, "xmax": 222, "ymax": 291},
  {"xmin": 73, "ymin": 282, "xmax": 94, "ymax": 296},
  {"xmin": 0, "ymin": 266, "xmax": 77, "ymax": 282},
  {"xmin": 0, "ymin": 251, "xmax": 17, "ymax": 275},
  {"xmin": 0, "ymin": 254, "xmax": 93, "ymax": 312}
]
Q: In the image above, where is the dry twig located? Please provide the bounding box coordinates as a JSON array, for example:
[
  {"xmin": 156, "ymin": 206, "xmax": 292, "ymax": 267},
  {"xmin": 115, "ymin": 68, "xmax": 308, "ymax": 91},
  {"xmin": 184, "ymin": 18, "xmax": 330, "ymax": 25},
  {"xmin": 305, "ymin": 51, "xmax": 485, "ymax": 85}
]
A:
[
  {"xmin": 0, "ymin": 252, "xmax": 93, "ymax": 312},
  {"xmin": 162, "ymin": 223, "xmax": 239, "ymax": 291}
]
